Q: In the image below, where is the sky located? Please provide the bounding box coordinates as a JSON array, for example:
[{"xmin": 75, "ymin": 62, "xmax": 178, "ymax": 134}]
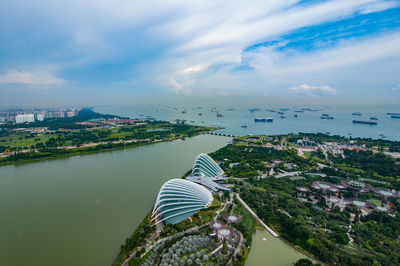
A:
[{"xmin": 0, "ymin": 0, "xmax": 400, "ymax": 106}]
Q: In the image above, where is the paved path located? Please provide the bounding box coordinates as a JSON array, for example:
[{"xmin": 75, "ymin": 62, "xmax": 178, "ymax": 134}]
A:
[
  {"xmin": 235, "ymin": 194, "xmax": 279, "ymax": 238},
  {"xmin": 229, "ymin": 230, "xmax": 244, "ymax": 264}
]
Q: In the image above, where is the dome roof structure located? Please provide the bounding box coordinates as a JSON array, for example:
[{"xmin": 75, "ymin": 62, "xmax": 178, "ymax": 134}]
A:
[
  {"xmin": 191, "ymin": 153, "xmax": 224, "ymax": 179},
  {"xmin": 151, "ymin": 179, "xmax": 213, "ymax": 225}
]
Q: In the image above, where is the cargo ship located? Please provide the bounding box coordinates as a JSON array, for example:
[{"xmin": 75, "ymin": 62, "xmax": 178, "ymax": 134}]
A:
[
  {"xmin": 320, "ymin": 113, "xmax": 334, "ymax": 119},
  {"xmin": 254, "ymin": 117, "xmax": 273, "ymax": 122},
  {"xmin": 391, "ymin": 115, "xmax": 400, "ymax": 119},
  {"xmin": 352, "ymin": 120, "xmax": 377, "ymax": 125}
]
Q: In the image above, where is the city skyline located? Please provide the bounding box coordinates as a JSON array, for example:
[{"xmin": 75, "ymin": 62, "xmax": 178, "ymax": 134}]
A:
[{"xmin": 1, "ymin": 0, "xmax": 400, "ymax": 105}]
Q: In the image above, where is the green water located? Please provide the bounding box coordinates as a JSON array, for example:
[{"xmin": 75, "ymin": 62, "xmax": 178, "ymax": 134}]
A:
[
  {"xmin": 246, "ymin": 230, "xmax": 309, "ymax": 266},
  {"xmin": 0, "ymin": 135, "xmax": 231, "ymax": 266}
]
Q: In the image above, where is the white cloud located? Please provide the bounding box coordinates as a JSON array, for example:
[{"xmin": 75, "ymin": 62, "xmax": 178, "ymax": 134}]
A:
[
  {"xmin": 0, "ymin": 70, "xmax": 64, "ymax": 85},
  {"xmin": 290, "ymin": 84, "xmax": 337, "ymax": 96},
  {"xmin": 168, "ymin": 77, "xmax": 193, "ymax": 95},
  {"xmin": 1, "ymin": 0, "xmax": 399, "ymax": 98}
]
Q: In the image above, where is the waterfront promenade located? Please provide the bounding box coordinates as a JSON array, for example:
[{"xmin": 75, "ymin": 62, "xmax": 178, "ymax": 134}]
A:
[{"xmin": 235, "ymin": 193, "xmax": 279, "ymax": 238}]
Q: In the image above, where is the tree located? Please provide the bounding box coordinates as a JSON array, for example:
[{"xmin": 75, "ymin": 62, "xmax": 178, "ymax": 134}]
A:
[{"xmin": 294, "ymin": 258, "xmax": 314, "ymax": 266}]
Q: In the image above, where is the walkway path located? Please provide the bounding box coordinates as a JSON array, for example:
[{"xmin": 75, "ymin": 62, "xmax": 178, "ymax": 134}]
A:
[{"xmin": 235, "ymin": 194, "xmax": 279, "ymax": 238}]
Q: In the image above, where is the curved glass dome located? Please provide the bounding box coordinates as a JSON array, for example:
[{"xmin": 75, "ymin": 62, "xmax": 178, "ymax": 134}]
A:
[
  {"xmin": 151, "ymin": 179, "xmax": 213, "ymax": 225},
  {"xmin": 191, "ymin": 153, "xmax": 224, "ymax": 178}
]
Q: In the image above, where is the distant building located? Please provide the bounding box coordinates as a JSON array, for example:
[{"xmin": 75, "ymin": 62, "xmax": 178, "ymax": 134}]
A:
[
  {"xmin": 36, "ymin": 113, "xmax": 45, "ymax": 121},
  {"xmin": 15, "ymin": 114, "xmax": 35, "ymax": 123},
  {"xmin": 66, "ymin": 111, "xmax": 75, "ymax": 117}
]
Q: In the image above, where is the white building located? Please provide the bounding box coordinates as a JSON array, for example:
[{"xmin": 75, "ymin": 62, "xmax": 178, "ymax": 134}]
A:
[
  {"xmin": 66, "ymin": 111, "xmax": 75, "ymax": 117},
  {"xmin": 36, "ymin": 113, "xmax": 45, "ymax": 121},
  {"xmin": 15, "ymin": 114, "xmax": 35, "ymax": 123}
]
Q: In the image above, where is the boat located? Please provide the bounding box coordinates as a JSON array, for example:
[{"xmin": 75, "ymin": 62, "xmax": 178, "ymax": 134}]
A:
[
  {"xmin": 182, "ymin": 109, "xmax": 187, "ymax": 114},
  {"xmin": 267, "ymin": 110, "xmax": 277, "ymax": 113},
  {"xmin": 370, "ymin": 116, "xmax": 378, "ymax": 120},
  {"xmin": 352, "ymin": 120, "xmax": 377, "ymax": 125},
  {"xmin": 294, "ymin": 114, "xmax": 298, "ymax": 118},
  {"xmin": 227, "ymin": 108, "xmax": 235, "ymax": 111},
  {"xmin": 391, "ymin": 115, "xmax": 400, "ymax": 119},
  {"xmin": 352, "ymin": 112, "xmax": 362, "ymax": 116},
  {"xmin": 280, "ymin": 108, "xmax": 290, "ymax": 111},
  {"xmin": 216, "ymin": 113, "xmax": 224, "ymax": 117},
  {"xmin": 277, "ymin": 111, "xmax": 284, "ymax": 115},
  {"xmin": 294, "ymin": 110, "xmax": 304, "ymax": 113},
  {"xmin": 254, "ymin": 117, "xmax": 273, "ymax": 122},
  {"xmin": 248, "ymin": 108, "xmax": 261, "ymax": 113},
  {"xmin": 198, "ymin": 113, "xmax": 202, "ymax": 116},
  {"xmin": 241, "ymin": 123, "xmax": 247, "ymax": 128},
  {"xmin": 321, "ymin": 116, "xmax": 334, "ymax": 120},
  {"xmin": 321, "ymin": 113, "xmax": 329, "ymax": 117},
  {"xmin": 280, "ymin": 116, "xmax": 286, "ymax": 118}
]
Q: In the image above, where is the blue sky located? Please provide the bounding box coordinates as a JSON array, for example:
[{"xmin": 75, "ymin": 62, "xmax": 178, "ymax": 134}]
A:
[{"xmin": 0, "ymin": 0, "xmax": 400, "ymax": 106}]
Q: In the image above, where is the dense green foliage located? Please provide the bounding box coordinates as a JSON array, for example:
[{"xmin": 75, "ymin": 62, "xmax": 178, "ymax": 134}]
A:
[{"xmin": 210, "ymin": 135, "xmax": 400, "ymax": 266}]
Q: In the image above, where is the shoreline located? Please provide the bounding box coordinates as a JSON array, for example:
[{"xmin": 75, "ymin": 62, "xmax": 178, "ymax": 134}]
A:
[{"xmin": 0, "ymin": 131, "xmax": 217, "ymax": 168}]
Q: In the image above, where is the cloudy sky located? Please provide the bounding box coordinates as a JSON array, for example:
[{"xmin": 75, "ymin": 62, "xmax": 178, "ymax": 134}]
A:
[{"xmin": 0, "ymin": 0, "xmax": 400, "ymax": 106}]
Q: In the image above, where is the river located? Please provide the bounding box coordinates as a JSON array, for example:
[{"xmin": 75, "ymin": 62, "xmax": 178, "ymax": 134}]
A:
[{"xmin": 0, "ymin": 135, "xmax": 231, "ymax": 266}]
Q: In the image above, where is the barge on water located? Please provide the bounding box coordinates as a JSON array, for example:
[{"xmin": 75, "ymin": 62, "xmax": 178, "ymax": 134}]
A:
[
  {"xmin": 255, "ymin": 117, "xmax": 273, "ymax": 122},
  {"xmin": 353, "ymin": 120, "xmax": 377, "ymax": 125}
]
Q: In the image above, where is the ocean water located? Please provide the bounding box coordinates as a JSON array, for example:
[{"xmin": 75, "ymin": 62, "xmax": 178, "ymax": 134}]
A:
[{"xmin": 95, "ymin": 105, "xmax": 400, "ymax": 141}]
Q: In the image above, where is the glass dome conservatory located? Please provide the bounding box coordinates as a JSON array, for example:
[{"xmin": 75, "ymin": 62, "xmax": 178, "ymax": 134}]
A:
[
  {"xmin": 151, "ymin": 179, "xmax": 213, "ymax": 225},
  {"xmin": 191, "ymin": 153, "xmax": 224, "ymax": 179}
]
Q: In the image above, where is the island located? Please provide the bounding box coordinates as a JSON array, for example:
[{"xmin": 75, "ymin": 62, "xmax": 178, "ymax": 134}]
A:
[{"xmin": 114, "ymin": 133, "xmax": 400, "ymax": 266}]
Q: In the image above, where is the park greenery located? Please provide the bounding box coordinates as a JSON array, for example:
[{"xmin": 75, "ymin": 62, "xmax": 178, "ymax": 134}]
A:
[
  {"xmin": 209, "ymin": 134, "xmax": 400, "ymax": 266},
  {"xmin": 0, "ymin": 109, "xmax": 213, "ymax": 166}
]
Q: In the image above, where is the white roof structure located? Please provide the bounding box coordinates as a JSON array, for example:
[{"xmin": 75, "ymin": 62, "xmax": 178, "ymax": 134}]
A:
[
  {"xmin": 191, "ymin": 153, "xmax": 224, "ymax": 180},
  {"xmin": 187, "ymin": 153, "xmax": 230, "ymax": 192},
  {"xmin": 151, "ymin": 179, "xmax": 213, "ymax": 225}
]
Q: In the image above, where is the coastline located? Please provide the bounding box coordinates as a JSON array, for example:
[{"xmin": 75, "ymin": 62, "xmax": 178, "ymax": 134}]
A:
[{"xmin": 0, "ymin": 130, "xmax": 214, "ymax": 167}]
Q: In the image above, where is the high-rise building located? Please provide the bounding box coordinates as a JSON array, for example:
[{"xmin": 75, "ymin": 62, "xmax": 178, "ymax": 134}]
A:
[
  {"xmin": 36, "ymin": 113, "xmax": 45, "ymax": 121},
  {"xmin": 15, "ymin": 114, "xmax": 35, "ymax": 123}
]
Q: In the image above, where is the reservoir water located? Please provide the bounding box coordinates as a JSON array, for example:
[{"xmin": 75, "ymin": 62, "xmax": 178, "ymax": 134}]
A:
[
  {"xmin": 246, "ymin": 230, "xmax": 309, "ymax": 266},
  {"xmin": 0, "ymin": 135, "xmax": 231, "ymax": 266}
]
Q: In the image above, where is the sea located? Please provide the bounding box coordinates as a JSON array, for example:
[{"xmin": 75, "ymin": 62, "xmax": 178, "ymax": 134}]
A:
[{"xmin": 95, "ymin": 104, "xmax": 400, "ymax": 141}]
